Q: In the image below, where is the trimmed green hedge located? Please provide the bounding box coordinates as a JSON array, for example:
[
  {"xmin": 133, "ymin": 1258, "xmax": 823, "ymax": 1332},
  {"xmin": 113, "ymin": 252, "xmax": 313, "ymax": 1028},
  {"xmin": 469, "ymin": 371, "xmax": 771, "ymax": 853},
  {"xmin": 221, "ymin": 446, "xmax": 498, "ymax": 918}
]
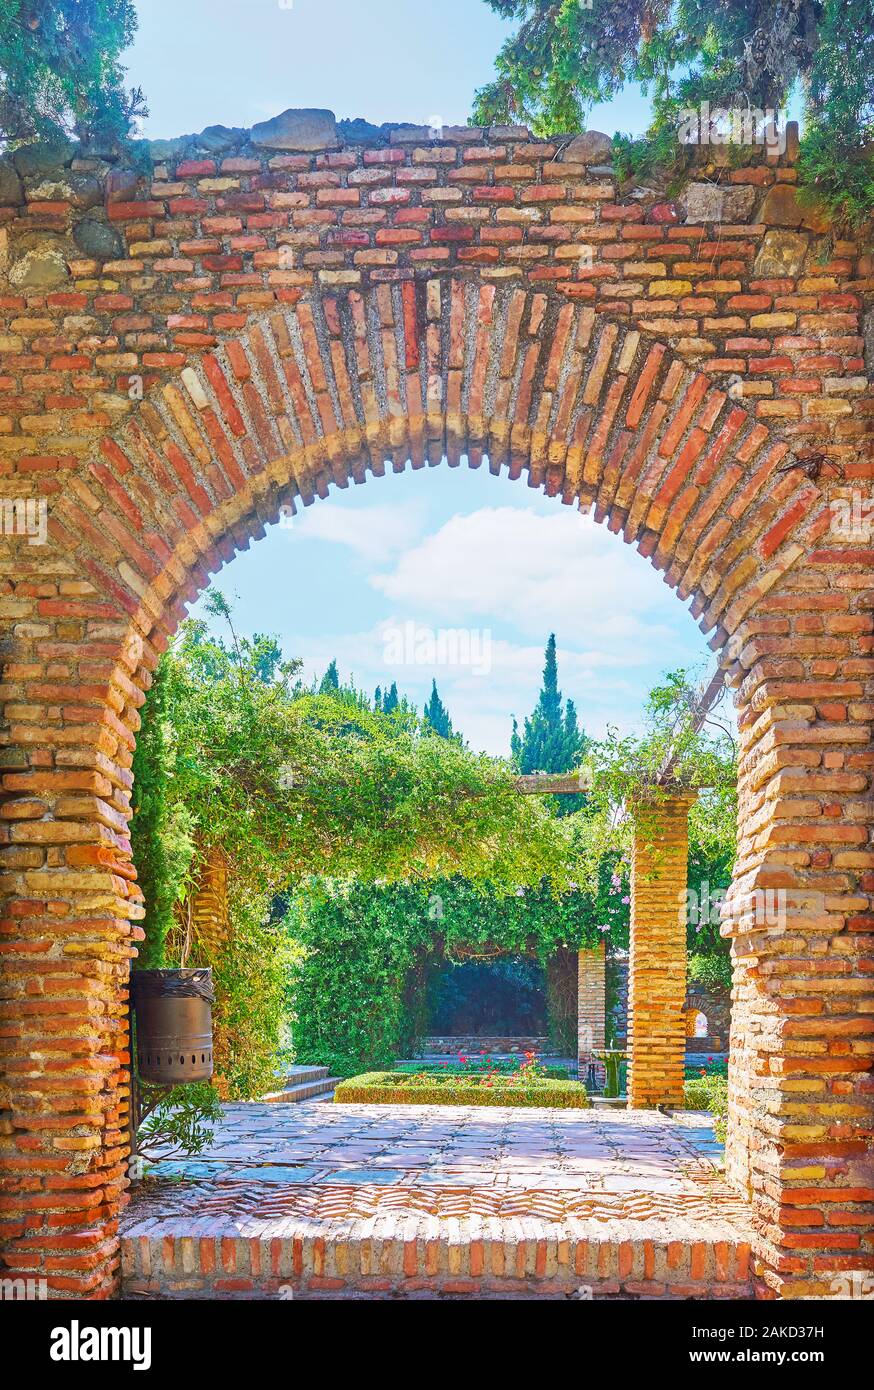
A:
[{"xmin": 334, "ymin": 1072, "xmax": 590, "ymax": 1108}]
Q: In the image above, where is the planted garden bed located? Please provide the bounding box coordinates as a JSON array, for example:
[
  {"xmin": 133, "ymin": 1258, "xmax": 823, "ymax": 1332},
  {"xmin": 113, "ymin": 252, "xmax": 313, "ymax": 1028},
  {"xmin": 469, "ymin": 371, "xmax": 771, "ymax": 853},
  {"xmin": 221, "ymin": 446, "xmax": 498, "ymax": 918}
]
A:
[{"xmin": 334, "ymin": 1071, "xmax": 589, "ymax": 1108}]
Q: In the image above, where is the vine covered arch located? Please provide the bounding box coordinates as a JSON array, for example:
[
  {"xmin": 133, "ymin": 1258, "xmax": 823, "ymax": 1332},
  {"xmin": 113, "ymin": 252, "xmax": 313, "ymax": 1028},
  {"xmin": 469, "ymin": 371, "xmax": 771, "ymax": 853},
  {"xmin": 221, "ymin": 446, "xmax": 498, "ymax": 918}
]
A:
[{"xmin": 0, "ymin": 111, "xmax": 870, "ymax": 1300}]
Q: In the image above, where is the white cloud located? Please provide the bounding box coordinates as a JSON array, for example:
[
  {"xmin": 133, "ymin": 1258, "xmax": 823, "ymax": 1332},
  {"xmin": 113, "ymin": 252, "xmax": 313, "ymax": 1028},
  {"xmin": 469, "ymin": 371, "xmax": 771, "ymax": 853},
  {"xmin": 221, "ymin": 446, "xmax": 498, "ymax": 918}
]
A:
[
  {"xmin": 262, "ymin": 501, "xmax": 712, "ymax": 756},
  {"xmin": 282, "ymin": 497, "xmax": 426, "ymax": 563},
  {"xmin": 370, "ymin": 506, "xmax": 695, "ymax": 648}
]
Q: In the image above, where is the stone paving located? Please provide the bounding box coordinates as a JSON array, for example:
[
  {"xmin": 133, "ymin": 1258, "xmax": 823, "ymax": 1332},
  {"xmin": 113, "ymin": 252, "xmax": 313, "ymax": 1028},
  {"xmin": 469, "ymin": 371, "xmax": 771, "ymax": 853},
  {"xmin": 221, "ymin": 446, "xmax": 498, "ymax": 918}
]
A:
[{"xmin": 121, "ymin": 1103, "xmax": 754, "ymax": 1298}]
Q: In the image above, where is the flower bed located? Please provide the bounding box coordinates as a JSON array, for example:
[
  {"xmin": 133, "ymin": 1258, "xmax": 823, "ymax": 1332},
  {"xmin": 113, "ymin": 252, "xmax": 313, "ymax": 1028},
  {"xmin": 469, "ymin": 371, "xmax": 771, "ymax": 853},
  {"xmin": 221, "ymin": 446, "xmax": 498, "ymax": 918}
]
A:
[
  {"xmin": 393, "ymin": 1059, "xmax": 572, "ymax": 1080},
  {"xmin": 334, "ymin": 1071, "xmax": 590, "ymax": 1108}
]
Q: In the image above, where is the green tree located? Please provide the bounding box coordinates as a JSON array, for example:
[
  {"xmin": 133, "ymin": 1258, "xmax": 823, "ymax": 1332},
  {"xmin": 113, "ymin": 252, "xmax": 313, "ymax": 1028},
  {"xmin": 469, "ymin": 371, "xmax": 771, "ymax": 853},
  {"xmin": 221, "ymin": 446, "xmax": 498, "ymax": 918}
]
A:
[
  {"xmin": 318, "ymin": 658, "xmax": 340, "ymax": 694},
  {"xmin": 423, "ymin": 679, "xmax": 456, "ymax": 740},
  {"xmin": 0, "ymin": 0, "xmax": 146, "ymax": 145},
  {"xmin": 511, "ymin": 635, "xmax": 586, "ymax": 799},
  {"xmin": 474, "ymin": 0, "xmax": 873, "ymax": 227}
]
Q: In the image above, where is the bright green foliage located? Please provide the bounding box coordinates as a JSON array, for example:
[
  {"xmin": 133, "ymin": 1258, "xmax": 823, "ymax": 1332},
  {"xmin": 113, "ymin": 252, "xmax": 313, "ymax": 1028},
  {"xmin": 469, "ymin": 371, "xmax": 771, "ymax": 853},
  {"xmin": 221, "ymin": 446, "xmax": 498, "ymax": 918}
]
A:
[
  {"xmin": 318, "ymin": 659, "xmax": 340, "ymax": 693},
  {"xmin": 132, "ymin": 600, "xmax": 580, "ymax": 915},
  {"xmin": 684, "ymin": 1071, "xmax": 728, "ymax": 1139},
  {"xmin": 474, "ymin": 0, "xmax": 873, "ymax": 227},
  {"xmin": 394, "ymin": 1057, "xmax": 572, "ymax": 1077},
  {"xmin": 288, "ymin": 871, "xmax": 621, "ymax": 1076},
  {"xmin": 287, "ymin": 666, "xmax": 736, "ymax": 1077},
  {"xmin": 129, "ymin": 659, "xmax": 196, "ymax": 969},
  {"xmin": 334, "ymin": 1070, "xmax": 590, "ymax": 1107},
  {"xmin": 207, "ymin": 892, "xmax": 301, "ymax": 1100},
  {"xmin": 0, "ymin": 0, "xmax": 146, "ymax": 144},
  {"xmin": 136, "ymin": 1081, "xmax": 222, "ymax": 1162},
  {"xmin": 688, "ymin": 950, "xmax": 733, "ymax": 993},
  {"xmin": 797, "ymin": 0, "xmax": 874, "ymax": 228},
  {"xmin": 131, "ymin": 595, "xmax": 585, "ymax": 1092}
]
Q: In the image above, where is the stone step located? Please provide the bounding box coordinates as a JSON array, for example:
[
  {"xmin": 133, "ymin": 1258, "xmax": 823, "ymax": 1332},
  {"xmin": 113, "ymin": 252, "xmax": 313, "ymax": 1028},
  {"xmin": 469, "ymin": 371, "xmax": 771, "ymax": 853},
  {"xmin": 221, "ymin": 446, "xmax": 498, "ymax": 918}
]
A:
[
  {"xmin": 122, "ymin": 1203, "xmax": 753, "ymax": 1299},
  {"xmin": 260, "ymin": 1075, "xmax": 341, "ymax": 1104},
  {"xmin": 285, "ymin": 1065, "xmax": 331, "ymax": 1083}
]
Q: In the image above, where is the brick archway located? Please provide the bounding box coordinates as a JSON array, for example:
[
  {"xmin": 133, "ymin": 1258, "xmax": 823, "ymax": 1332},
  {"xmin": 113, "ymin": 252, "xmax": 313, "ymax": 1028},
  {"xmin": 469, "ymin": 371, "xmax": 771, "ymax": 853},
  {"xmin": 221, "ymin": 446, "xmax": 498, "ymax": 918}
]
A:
[{"xmin": 0, "ymin": 112, "xmax": 870, "ymax": 1299}]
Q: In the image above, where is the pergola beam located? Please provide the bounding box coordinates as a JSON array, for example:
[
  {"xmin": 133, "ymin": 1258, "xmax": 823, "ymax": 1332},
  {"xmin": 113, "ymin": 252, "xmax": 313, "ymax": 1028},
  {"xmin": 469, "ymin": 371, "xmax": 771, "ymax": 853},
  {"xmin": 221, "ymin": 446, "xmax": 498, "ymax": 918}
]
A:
[{"xmin": 513, "ymin": 772, "xmax": 586, "ymax": 795}]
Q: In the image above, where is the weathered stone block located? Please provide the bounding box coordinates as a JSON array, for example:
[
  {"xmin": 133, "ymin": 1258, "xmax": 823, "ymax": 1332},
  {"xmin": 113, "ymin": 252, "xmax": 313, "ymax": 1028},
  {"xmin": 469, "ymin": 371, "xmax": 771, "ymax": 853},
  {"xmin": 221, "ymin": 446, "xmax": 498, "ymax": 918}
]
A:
[
  {"xmin": 759, "ymin": 183, "xmax": 829, "ymax": 232},
  {"xmin": 12, "ymin": 138, "xmax": 76, "ymax": 177},
  {"xmin": 9, "ymin": 241, "xmax": 70, "ymax": 289},
  {"xmin": 560, "ymin": 131, "xmax": 612, "ymax": 164},
  {"xmin": 72, "ymin": 217, "xmax": 125, "ymax": 261},
  {"xmin": 194, "ymin": 124, "xmax": 246, "ymax": 154},
  {"xmin": 24, "ymin": 172, "xmax": 102, "ymax": 209},
  {"xmin": 0, "ymin": 155, "xmax": 23, "ymax": 206},
  {"xmin": 753, "ymin": 229, "xmax": 809, "ymax": 277},
  {"xmin": 682, "ymin": 182, "xmax": 756, "ymax": 224},
  {"xmin": 250, "ymin": 108, "xmax": 338, "ymax": 151}
]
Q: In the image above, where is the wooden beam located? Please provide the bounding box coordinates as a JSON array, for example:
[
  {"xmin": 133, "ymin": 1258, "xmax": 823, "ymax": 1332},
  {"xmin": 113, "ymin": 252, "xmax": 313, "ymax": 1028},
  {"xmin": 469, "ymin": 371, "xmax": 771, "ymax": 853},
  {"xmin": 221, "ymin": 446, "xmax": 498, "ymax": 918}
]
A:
[{"xmin": 514, "ymin": 773, "xmax": 586, "ymax": 795}]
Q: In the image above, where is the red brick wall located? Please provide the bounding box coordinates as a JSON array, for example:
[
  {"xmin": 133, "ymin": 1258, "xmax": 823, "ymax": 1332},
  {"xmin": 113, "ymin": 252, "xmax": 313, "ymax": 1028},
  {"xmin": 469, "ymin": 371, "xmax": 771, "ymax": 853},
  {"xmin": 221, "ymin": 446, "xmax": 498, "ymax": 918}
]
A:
[{"xmin": 0, "ymin": 109, "xmax": 870, "ymax": 1299}]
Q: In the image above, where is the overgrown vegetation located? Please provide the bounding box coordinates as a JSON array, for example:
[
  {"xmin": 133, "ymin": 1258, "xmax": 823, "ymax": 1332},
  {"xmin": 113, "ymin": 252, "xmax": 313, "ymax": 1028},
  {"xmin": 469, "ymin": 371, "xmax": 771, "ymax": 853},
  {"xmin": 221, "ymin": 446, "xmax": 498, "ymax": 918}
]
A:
[
  {"xmin": 475, "ymin": 0, "xmax": 873, "ymax": 228},
  {"xmin": 131, "ymin": 599, "xmax": 587, "ymax": 1097},
  {"xmin": 132, "ymin": 590, "xmax": 736, "ymax": 1115},
  {"xmin": 288, "ymin": 665, "xmax": 736, "ymax": 1078},
  {"xmin": 135, "ymin": 1081, "xmax": 222, "ymax": 1163},
  {"xmin": 0, "ymin": 1, "xmax": 146, "ymax": 146}
]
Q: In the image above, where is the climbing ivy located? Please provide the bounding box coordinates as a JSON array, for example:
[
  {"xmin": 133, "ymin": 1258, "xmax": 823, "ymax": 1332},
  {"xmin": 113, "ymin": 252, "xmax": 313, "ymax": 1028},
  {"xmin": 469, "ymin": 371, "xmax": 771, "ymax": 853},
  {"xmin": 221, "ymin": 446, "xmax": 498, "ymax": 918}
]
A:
[
  {"xmin": 130, "ymin": 595, "xmax": 587, "ymax": 1094},
  {"xmin": 286, "ymin": 871, "xmax": 625, "ymax": 1077}
]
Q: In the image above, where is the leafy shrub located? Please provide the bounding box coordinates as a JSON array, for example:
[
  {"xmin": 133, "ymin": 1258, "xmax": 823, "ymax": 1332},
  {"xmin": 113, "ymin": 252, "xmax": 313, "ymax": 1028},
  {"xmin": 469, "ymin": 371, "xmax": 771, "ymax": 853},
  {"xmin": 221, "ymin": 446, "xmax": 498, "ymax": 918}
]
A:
[
  {"xmin": 335, "ymin": 1071, "xmax": 590, "ymax": 1108},
  {"xmin": 136, "ymin": 1081, "xmax": 222, "ymax": 1163},
  {"xmin": 688, "ymin": 952, "xmax": 733, "ymax": 994},
  {"xmin": 684, "ymin": 1074, "xmax": 728, "ymax": 1142}
]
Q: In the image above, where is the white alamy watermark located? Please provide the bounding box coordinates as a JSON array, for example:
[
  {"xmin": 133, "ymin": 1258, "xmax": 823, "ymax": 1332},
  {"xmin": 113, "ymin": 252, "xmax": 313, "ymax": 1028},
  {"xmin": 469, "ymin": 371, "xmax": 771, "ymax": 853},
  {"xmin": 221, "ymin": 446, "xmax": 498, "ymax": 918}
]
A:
[
  {"xmin": 0, "ymin": 496, "xmax": 47, "ymax": 545},
  {"xmin": 50, "ymin": 1321, "xmax": 151, "ymax": 1370},
  {"xmin": 829, "ymin": 1271, "xmax": 874, "ymax": 1300},
  {"xmin": 678, "ymin": 102, "xmax": 787, "ymax": 155},
  {"xmin": 830, "ymin": 493, "xmax": 874, "ymax": 541},
  {"xmin": 1, "ymin": 1275, "xmax": 47, "ymax": 1300},
  {"xmin": 683, "ymin": 880, "xmax": 787, "ymax": 931},
  {"xmin": 382, "ymin": 621, "xmax": 492, "ymax": 676}
]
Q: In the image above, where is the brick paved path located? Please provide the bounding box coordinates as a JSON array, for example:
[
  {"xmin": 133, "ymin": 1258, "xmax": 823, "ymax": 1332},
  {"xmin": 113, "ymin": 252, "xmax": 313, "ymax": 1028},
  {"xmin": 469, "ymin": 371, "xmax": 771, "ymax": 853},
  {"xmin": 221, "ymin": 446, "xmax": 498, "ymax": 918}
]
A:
[{"xmin": 121, "ymin": 1103, "xmax": 753, "ymax": 1298}]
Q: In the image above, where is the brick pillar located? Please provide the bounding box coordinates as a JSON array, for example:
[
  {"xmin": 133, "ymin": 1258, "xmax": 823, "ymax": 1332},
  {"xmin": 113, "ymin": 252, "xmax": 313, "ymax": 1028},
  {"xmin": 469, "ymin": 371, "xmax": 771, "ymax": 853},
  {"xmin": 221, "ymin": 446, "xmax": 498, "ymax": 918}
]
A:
[
  {"xmin": 189, "ymin": 845, "xmax": 230, "ymax": 958},
  {"xmin": 577, "ymin": 942, "xmax": 606, "ymax": 1062},
  {"xmin": 627, "ymin": 793, "xmax": 695, "ymax": 1108}
]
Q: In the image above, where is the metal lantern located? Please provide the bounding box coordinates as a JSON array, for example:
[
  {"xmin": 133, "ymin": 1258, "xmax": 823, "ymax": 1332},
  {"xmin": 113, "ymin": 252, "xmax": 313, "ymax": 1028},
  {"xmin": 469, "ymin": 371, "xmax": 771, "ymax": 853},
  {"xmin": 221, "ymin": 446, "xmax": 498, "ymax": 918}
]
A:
[{"xmin": 131, "ymin": 968, "xmax": 215, "ymax": 1084}]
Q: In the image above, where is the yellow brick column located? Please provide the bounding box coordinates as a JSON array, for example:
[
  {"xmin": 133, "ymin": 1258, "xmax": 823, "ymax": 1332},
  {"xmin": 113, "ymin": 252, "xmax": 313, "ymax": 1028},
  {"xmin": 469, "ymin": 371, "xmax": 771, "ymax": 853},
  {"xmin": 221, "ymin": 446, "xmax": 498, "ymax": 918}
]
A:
[
  {"xmin": 577, "ymin": 941, "xmax": 606, "ymax": 1063},
  {"xmin": 190, "ymin": 844, "xmax": 230, "ymax": 957},
  {"xmin": 628, "ymin": 792, "xmax": 696, "ymax": 1108}
]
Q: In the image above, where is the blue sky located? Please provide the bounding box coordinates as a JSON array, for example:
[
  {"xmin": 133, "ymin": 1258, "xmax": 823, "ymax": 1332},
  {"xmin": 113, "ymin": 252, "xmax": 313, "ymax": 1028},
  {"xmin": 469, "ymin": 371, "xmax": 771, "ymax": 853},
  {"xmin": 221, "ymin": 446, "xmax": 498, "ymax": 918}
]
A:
[
  {"xmin": 125, "ymin": 2, "xmax": 715, "ymax": 755},
  {"xmin": 128, "ymin": 0, "xmax": 656, "ymax": 141}
]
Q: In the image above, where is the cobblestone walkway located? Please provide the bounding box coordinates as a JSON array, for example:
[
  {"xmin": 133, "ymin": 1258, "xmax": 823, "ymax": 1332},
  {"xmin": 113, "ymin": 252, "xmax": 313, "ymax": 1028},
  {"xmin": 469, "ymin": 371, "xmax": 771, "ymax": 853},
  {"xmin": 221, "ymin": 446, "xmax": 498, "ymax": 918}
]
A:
[{"xmin": 122, "ymin": 1103, "xmax": 754, "ymax": 1298}]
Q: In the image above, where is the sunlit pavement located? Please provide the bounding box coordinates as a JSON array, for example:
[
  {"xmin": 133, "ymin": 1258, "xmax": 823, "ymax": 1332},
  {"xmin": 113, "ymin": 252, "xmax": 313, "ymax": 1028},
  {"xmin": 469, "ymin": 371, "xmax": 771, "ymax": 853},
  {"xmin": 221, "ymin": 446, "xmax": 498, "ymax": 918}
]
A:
[{"xmin": 121, "ymin": 1103, "xmax": 753, "ymax": 1298}]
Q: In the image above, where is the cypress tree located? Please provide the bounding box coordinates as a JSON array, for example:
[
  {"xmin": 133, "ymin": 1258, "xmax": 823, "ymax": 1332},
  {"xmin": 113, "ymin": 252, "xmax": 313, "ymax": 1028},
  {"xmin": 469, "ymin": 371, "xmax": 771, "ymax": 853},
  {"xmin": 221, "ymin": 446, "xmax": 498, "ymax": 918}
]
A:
[
  {"xmin": 511, "ymin": 635, "xmax": 587, "ymax": 812},
  {"xmin": 423, "ymin": 679, "xmax": 454, "ymax": 740},
  {"xmin": 318, "ymin": 659, "xmax": 340, "ymax": 694}
]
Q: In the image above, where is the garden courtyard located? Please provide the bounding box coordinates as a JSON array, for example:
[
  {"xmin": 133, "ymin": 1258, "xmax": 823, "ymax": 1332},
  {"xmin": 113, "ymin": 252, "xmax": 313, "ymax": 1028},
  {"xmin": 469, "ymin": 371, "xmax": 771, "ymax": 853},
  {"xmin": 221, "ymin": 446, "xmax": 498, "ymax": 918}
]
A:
[
  {"xmin": 1, "ymin": 2, "xmax": 870, "ymax": 1321},
  {"xmin": 121, "ymin": 1101, "xmax": 752, "ymax": 1299}
]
